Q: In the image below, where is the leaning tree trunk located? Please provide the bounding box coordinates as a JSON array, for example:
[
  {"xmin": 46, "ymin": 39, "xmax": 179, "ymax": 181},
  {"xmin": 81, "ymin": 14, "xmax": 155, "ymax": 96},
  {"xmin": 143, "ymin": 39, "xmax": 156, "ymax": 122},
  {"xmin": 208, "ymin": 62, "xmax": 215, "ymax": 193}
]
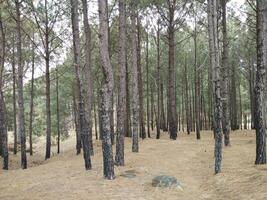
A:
[
  {"xmin": 98, "ymin": 0, "xmax": 115, "ymax": 179},
  {"xmin": 15, "ymin": 0, "xmax": 27, "ymax": 169},
  {"xmin": 115, "ymin": 0, "xmax": 127, "ymax": 166},
  {"xmin": 130, "ymin": 0, "xmax": 139, "ymax": 152},
  {"xmin": 221, "ymin": 0, "xmax": 231, "ymax": 146},
  {"xmin": 254, "ymin": 0, "xmax": 267, "ymax": 165},
  {"xmin": 82, "ymin": 0, "xmax": 94, "ymax": 156},
  {"xmin": 71, "ymin": 0, "xmax": 92, "ymax": 170},
  {"xmin": 208, "ymin": 0, "xmax": 222, "ymax": 174}
]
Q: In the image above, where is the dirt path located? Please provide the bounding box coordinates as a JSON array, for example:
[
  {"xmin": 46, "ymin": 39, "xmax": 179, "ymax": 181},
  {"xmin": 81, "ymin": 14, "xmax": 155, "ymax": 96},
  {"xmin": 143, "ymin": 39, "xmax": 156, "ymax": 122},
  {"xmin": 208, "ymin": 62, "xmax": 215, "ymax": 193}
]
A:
[{"xmin": 1, "ymin": 130, "xmax": 267, "ymax": 200}]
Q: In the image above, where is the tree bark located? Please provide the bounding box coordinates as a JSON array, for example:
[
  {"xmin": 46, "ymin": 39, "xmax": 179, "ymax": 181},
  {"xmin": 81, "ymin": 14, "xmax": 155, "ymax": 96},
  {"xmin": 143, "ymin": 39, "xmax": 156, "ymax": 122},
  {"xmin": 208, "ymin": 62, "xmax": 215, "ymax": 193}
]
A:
[
  {"xmin": 71, "ymin": 0, "xmax": 92, "ymax": 170},
  {"xmin": 130, "ymin": 0, "xmax": 139, "ymax": 152},
  {"xmin": 98, "ymin": 0, "xmax": 115, "ymax": 179},
  {"xmin": 56, "ymin": 68, "xmax": 60, "ymax": 154},
  {"xmin": 221, "ymin": 0, "xmax": 231, "ymax": 146},
  {"xmin": 146, "ymin": 30, "xmax": 151, "ymax": 138},
  {"xmin": 137, "ymin": 16, "xmax": 146, "ymax": 139},
  {"xmin": 0, "ymin": 10, "xmax": 8, "ymax": 170},
  {"xmin": 29, "ymin": 35, "xmax": 35, "ymax": 156},
  {"xmin": 208, "ymin": 0, "xmax": 222, "ymax": 174},
  {"xmin": 15, "ymin": 0, "xmax": 27, "ymax": 169},
  {"xmin": 11, "ymin": 34, "xmax": 17, "ymax": 154},
  {"xmin": 82, "ymin": 0, "xmax": 94, "ymax": 156},
  {"xmin": 115, "ymin": 0, "xmax": 127, "ymax": 166},
  {"xmin": 167, "ymin": 3, "xmax": 177, "ymax": 140},
  {"xmin": 254, "ymin": 0, "xmax": 267, "ymax": 165}
]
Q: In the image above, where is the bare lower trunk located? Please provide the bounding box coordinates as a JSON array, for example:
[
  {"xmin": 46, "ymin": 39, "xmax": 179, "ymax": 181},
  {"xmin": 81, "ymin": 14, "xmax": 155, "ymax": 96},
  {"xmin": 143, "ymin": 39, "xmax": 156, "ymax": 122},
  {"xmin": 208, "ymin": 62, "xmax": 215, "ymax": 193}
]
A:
[
  {"xmin": 208, "ymin": 0, "xmax": 222, "ymax": 174},
  {"xmin": 221, "ymin": 0, "xmax": 230, "ymax": 146},
  {"xmin": 15, "ymin": 0, "xmax": 27, "ymax": 169},
  {"xmin": 115, "ymin": 0, "xmax": 127, "ymax": 166},
  {"xmin": 98, "ymin": 0, "xmax": 115, "ymax": 179},
  {"xmin": 71, "ymin": 0, "xmax": 92, "ymax": 170},
  {"xmin": 29, "ymin": 38, "xmax": 35, "ymax": 156},
  {"xmin": 82, "ymin": 0, "xmax": 94, "ymax": 156},
  {"xmin": 255, "ymin": 1, "xmax": 267, "ymax": 165},
  {"xmin": 130, "ymin": 0, "xmax": 139, "ymax": 152},
  {"xmin": 0, "ymin": 12, "xmax": 8, "ymax": 169}
]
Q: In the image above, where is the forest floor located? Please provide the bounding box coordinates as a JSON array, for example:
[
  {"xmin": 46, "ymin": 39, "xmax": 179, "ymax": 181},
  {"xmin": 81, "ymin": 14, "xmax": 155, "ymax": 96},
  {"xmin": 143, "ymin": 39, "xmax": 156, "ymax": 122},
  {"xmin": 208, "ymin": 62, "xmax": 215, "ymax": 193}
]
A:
[{"xmin": 0, "ymin": 130, "xmax": 267, "ymax": 200}]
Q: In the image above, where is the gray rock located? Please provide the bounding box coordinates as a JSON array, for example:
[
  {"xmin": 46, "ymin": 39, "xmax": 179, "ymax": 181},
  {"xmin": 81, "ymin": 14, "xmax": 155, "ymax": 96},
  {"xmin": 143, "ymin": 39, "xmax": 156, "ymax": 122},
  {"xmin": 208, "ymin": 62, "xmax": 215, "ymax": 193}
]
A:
[{"xmin": 152, "ymin": 175, "xmax": 180, "ymax": 188}]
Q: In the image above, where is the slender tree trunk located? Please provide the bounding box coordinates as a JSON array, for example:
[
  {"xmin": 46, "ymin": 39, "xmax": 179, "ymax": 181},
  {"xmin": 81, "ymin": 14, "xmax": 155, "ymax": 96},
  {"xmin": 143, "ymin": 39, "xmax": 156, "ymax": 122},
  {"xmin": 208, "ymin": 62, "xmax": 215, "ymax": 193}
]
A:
[
  {"xmin": 184, "ymin": 57, "xmax": 191, "ymax": 135},
  {"xmin": 254, "ymin": 1, "xmax": 267, "ymax": 165},
  {"xmin": 12, "ymin": 34, "xmax": 17, "ymax": 154},
  {"xmin": 98, "ymin": 0, "xmax": 115, "ymax": 179},
  {"xmin": 221, "ymin": 0, "xmax": 231, "ymax": 146},
  {"xmin": 82, "ymin": 0, "xmax": 94, "ymax": 155},
  {"xmin": 168, "ymin": 5, "xmax": 177, "ymax": 140},
  {"xmin": 29, "ymin": 36, "xmax": 35, "ymax": 156},
  {"xmin": 15, "ymin": 0, "xmax": 27, "ymax": 169},
  {"xmin": 156, "ymin": 20, "xmax": 161, "ymax": 139},
  {"xmin": 208, "ymin": 0, "xmax": 222, "ymax": 174},
  {"xmin": 137, "ymin": 16, "xmax": 146, "ymax": 139},
  {"xmin": 44, "ymin": 0, "xmax": 52, "ymax": 160},
  {"xmin": 0, "ymin": 10, "xmax": 8, "ymax": 170},
  {"xmin": 94, "ymin": 96, "xmax": 98, "ymax": 140},
  {"xmin": 146, "ymin": 30, "xmax": 151, "ymax": 138},
  {"xmin": 130, "ymin": 0, "xmax": 139, "ymax": 152},
  {"xmin": 230, "ymin": 64, "xmax": 238, "ymax": 130},
  {"xmin": 194, "ymin": 20, "xmax": 200, "ymax": 139},
  {"xmin": 56, "ymin": 68, "xmax": 60, "ymax": 154},
  {"xmin": 115, "ymin": 0, "xmax": 127, "ymax": 166},
  {"xmin": 151, "ymin": 82, "xmax": 154, "ymax": 131},
  {"xmin": 239, "ymin": 80, "xmax": 243, "ymax": 130},
  {"xmin": 71, "ymin": 0, "xmax": 92, "ymax": 170},
  {"xmin": 73, "ymin": 89, "xmax": 81, "ymax": 154},
  {"xmin": 126, "ymin": 51, "xmax": 132, "ymax": 137}
]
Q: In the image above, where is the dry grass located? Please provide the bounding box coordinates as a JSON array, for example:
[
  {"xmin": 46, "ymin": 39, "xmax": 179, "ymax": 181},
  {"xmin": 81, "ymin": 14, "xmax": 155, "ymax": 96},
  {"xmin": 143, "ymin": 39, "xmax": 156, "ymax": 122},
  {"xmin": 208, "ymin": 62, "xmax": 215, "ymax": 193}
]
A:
[{"xmin": 0, "ymin": 130, "xmax": 267, "ymax": 200}]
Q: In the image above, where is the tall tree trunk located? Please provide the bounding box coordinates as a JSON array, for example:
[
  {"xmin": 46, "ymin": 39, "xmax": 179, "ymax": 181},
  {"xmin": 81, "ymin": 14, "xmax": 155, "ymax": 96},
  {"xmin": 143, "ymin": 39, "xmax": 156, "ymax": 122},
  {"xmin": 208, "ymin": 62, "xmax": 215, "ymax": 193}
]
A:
[
  {"xmin": 254, "ymin": 0, "xmax": 267, "ymax": 165},
  {"xmin": 184, "ymin": 57, "xmax": 191, "ymax": 135},
  {"xmin": 156, "ymin": 19, "xmax": 161, "ymax": 139},
  {"xmin": 29, "ymin": 36, "xmax": 35, "ymax": 156},
  {"xmin": 130, "ymin": 0, "xmax": 139, "ymax": 152},
  {"xmin": 12, "ymin": 34, "xmax": 17, "ymax": 154},
  {"xmin": 15, "ymin": 0, "xmax": 27, "ymax": 169},
  {"xmin": 71, "ymin": 0, "xmax": 92, "ymax": 170},
  {"xmin": 0, "ymin": 10, "xmax": 8, "ymax": 170},
  {"xmin": 82, "ymin": 0, "xmax": 94, "ymax": 155},
  {"xmin": 137, "ymin": 16, "xmax": 146, "ymax": 139},
  {"xmin": 208, "ymin": 0, "xmax": 222, "ymax": 174},
  {"xmin": 221, "ymin": 0, "xmax": 231, "ymax": 146},
  {"xmin": 44, "ymin": 0, "xmax": 52, "ymax": 160},
  {"xmin": 56, "ymin": 68, "xmax": 60, "ymax": 154},
  {"xmin": 115, "ymin": 0, "xmax": 127, "ymax": 166},
  {"xmin": 98, "ymin": 0, "xmax": 115, "ymax": 179},
  {"xmin": 230, "ymin": 64, "xmax": 238, "ymax": 130},
  {"xmin": 146, "ymin": 30, "xmax": 151, "ymax": 138},
  {"xmin": 168, "ymin": 5, "xmax": 177, "ymax": 140},
  {"xmin": 126, "ymin": 51, "xmax": 132, "ymax": 137},
  {"xmin": 194, "ymin": 28, "xmax": 200, "ymax": 140}
]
